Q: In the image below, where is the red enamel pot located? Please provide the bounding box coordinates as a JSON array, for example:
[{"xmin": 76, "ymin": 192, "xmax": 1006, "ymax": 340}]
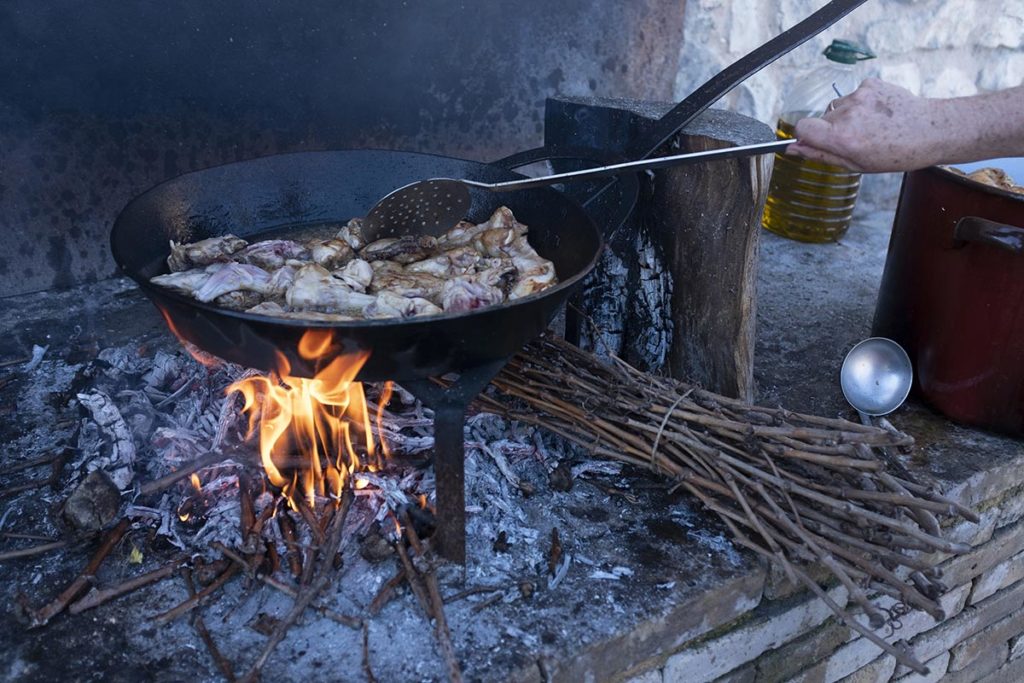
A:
[{"xmin": 873, "ymin": 158, "xmax": 1024, "ymax": 436}]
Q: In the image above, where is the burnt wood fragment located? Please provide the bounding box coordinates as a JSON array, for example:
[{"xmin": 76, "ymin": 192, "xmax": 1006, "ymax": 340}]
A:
[{"xmin": 544, "ymin": 96, "xmax": 774, "ymax": 400}]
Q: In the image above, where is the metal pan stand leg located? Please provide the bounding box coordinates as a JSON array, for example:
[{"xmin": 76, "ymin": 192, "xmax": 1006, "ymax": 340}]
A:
[{"xmin": 401, "ymin": 358, "xmax": 510, "ymax": 564}]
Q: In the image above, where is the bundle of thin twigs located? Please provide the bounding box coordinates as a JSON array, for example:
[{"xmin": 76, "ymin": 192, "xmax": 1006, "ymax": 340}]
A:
[{"xmin": 477, "ymin": 336, "xmax": 977, "ymax": 675}]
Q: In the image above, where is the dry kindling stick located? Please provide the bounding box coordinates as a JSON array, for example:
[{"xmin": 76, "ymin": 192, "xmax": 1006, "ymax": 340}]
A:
[
  {"xmin": 19, "ymin": 519, "xmax": 129, "ymax": 629},
  {"xmin": 183, "ymin": 568, "xmax": 236, "ymax": 683},
  {"xmin": 154, "ymin": 562, "xmax": 241, "ymax": 626},
  {"xmin": 401, "ymin": 512, "xmax": 462, "ymax": 683},
  {"xmin": 212, "ymin": 542, "xmax": 362, "ymax": 629},
  {"xmin": 0, "ymin": 540, "xmax": 69, "ymax": 562},
  {"xmin": 69, "ymin": 555, "xmax": 186, "ymax": 614},
  {"xmin": 239, "ymin": 485, "xmax": 353, "ymax": 683}
]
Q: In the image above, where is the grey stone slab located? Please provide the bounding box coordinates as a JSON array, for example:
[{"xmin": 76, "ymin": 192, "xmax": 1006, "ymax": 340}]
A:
[
  {"xmin": 902, "ymin": 578, "xmax": 1024, "ymax": 670},
  {"xmin": 949, "ymin": 611, "xmax": 1024, "ymax": 673},
  {"xmin": 940, "ymin": 520, "xmax": 1024, "ymax": 592},
  {"xmin": 753, "ymin": 618, "xmax": 851, "ymax": 682},
  {"xmin": 836, "ymin": 655, "xmax": 895, "ymax": 683},
  {"xmin": 977, "ymin": 654, "xmax": 1024, "ymax": 683},
  {"xmin": 943, "ymin": 642, "xmax": 1008, "ymax": 683}
]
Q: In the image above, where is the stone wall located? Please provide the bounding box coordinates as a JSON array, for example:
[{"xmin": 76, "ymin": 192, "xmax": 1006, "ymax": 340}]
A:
[{"xmin": 676, "ymin": 0, "xmax": 1024, "ymax": 210}]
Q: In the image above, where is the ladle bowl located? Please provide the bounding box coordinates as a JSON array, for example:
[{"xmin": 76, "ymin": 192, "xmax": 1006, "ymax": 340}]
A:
[{"xmin": 840, "ymin": 337, "xmax": 913, "ymax": 420}]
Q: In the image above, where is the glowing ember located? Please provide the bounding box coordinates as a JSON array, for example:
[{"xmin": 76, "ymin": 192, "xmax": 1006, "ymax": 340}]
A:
[{"xmin": 226, "ymin": 330, "xmax": 388, "ymax": 509}]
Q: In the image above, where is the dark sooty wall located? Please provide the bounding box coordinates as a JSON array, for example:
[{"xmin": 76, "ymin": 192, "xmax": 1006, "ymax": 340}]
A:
[{"xmin": 0, "ymin": 1, "xmax": 687, "ymax": 297}]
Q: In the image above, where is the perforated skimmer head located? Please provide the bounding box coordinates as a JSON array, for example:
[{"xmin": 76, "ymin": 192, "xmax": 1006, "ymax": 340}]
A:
[{"xmin": 363, "ymin": 178, "xmax": 472, "ymax": 240}]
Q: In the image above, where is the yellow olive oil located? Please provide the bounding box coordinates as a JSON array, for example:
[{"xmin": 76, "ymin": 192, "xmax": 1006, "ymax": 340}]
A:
[{"xmin": 761, "ymin": 118, "xmax": 862, "ymax": 243}]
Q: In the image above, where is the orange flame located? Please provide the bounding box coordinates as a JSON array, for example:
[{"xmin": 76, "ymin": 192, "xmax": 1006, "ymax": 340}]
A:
[{"xmin": 225, "ymin": 330, "xmax": 383, "ymax": 509}]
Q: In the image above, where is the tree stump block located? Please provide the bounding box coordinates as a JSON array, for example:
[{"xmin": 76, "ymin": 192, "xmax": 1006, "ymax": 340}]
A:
[{"xmin": 544, "ymin": 97, "xmax": 774, "ymax": 401}]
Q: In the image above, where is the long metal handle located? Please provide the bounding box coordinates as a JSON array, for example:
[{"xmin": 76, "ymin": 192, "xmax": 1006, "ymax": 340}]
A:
[{"xmin": 467, "ymin": 139, "xmax": 793, "ymax": 192}]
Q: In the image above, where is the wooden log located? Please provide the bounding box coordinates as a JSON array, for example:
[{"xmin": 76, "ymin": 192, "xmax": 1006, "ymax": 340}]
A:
[{"xmin": 544, "ymin": 97, "xmax": 774, "ymax": 401}]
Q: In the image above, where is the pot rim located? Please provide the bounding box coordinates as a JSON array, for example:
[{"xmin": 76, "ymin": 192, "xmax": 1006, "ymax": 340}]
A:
[{"xmin": 925, "ymin": 161, "xmax": 1024, "ymax": 204}]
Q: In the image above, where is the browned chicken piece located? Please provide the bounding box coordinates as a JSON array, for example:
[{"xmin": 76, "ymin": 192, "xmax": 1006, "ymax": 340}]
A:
[
  {"xmin": 364, "ymin": 291, "xmax": 442, "ymax": 319},
  {"xmin": 369, "ymin": 260, "xmax": 405, "ymax": 277},
  {"xmin": 333, "ymin": 259, "xmax": 374, "ymax": 292},
  {"xmin": 504, "ymin": 236, "xmax": 557, "ymax": 300},
  {"xmin": 473, "ymin": 227, "xmax": 519, "ymax": 258},
  {"xmin": 246, "ymin": 301, "xmax": 355, "ymax": 321},
  {"xmin": 471, "ymin": 258, "xmax": 519, "ymax": 295},
  {"xmin": 404, "ymin": 246, "xmax": 481, "ymax": 278},
  {"xmin": 361, "ymin": 235, "xmax": 438, "ymax": 263},
  {"xmin": 232, "ymin": 239, "xmax": 309, "ymax": 270},
  {"xmin": 441, "ymin": 277, "xmax": 505, "ymax": 313},
  {"xmin": 214, "ymin": 290, "xmax": 265, "ymax": 311},
  {"xmin": 167, "ymin": 235, "xmax": 248, "ymax": 272},
  {"xmin": 285, "ymin": 264, "xmax": 377, "ymax": 314},
  {"xmin": 308, "ymin": 238, "xmax": 355, "ymax": 270},
  {"xmin": 194, "ymin": 263, "xmax": 274, "ymax": 303},
  {"xmin": 336, "ymin": 217, "xmax": 367, "ymax": 250},
  {"xmin": 266, "ymin": 265, "xmax": 297, "ymax": 298},
  {"xmin": 436, "ymin": 206, "xmax": 528, "ymax": 248},
  {"xmin": 369, "ymin": 271, "xmax": 446, "ymax": 304},
  {"xmin": 151, "ymin": 264, "xmax": 219, "ymax": 295}
]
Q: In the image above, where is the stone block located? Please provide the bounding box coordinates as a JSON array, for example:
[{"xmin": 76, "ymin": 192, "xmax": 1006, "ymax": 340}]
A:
[
  {"xmin": 939, "ymin": 519, "xmax": 1024, "ymax": 591},
  {"xmin": 836, "ymin": 655, "xmax": 895, "ymax": 683},
  {"xmin": 892, "ymin": 651, "xmax": 949, "ymax": 683},
  {"xmin": 711, "ymin": 663, "xmax": 755, "ymax": 683},
  {"xmin": 548, "ymin": 567, "xmax": 766, "ymax": 683},
  {"xmin": 626, "ymin": 669, "xmax": 663, "ymax": 683},
  {"xmin": 949, "ymin": 611, "xmax": 1024, "ymax": 672},
  {"xmin": 977, "ymin": 652, "xmax": 1024, "ymax": 683},
  {"xmin": 969, "ymin": 550, "xmax": 1024, "ymax": 605},
  {"xmin": 942, "ymin": 642, "xmax": 1007, "ymax": 683},
  {"xmin": 662, "ymin": 586, "xmax": 848, "ymax": 683},
  {"xmin": 753, "ymin": 618, "xmax": 851, "ymax": 682},
  {"xmin": 1010, "ymin": 632, "xmax": 1024, "ymax": 661},
  {"xmin": 789, "ymin": 584, "xmax": 970, "ymax": 683},
  {"xmin": 897, "ymin": 578, "xmax": 1024, "ymax": 673}
]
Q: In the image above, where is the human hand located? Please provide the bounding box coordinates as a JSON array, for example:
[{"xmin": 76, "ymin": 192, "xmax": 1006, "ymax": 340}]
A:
[{"xmin": 787, "ymin": 78, "xmax": 947, "ymax": 173}]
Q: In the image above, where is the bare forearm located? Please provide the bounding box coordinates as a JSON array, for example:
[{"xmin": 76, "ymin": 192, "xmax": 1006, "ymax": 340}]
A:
[
  {"xmin": 936, "ymin": 86, "xmax": 1024, "ymax": 165},
  {"xmin": 789, "ymin": 79, "xmax": 1024, "ymax": 173}
]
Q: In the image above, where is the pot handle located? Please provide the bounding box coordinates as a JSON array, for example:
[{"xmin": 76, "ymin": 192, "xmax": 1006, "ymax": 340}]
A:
[{"xmin": 953, "ymin": 216, "xmax": 1024, "ymax": 255}]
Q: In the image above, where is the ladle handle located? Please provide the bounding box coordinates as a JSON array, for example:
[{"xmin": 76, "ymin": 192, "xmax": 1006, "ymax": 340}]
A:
[{"xmin": 466, "ymin": 140, "xmax": 793, "ymax": 192}]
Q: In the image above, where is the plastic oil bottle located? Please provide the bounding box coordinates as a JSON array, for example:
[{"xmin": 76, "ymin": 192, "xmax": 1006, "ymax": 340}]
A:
[{"xmin": 762, "ymin": 40, "xmax": 875, "ymax": 242}]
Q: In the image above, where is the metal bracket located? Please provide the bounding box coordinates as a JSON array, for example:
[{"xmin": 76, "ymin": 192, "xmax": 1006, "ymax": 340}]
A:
[{"xmin": 401, "ymin": 357, "xmax": 510, "ymax": 564}]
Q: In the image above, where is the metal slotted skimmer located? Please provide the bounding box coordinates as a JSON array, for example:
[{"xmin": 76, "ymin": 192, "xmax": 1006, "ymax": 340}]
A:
[{"xmin": 364, "ymin": 140, "xmax": 794, "ymax": 238}]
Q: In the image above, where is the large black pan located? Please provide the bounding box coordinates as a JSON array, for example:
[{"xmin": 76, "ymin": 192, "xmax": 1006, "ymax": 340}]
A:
[
  {"xmin": 111, "ymin": 150, "xmax": 608, "ymax": 381},
  {"xmin": 111, "ymin": 0, "xmax": 869, "ymax": 382}
]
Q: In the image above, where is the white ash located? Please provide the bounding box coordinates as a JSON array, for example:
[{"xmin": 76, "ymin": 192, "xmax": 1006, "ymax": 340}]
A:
[{"xmin": 75, "ymin": 391, "xmax": 136, "ymax": 490}]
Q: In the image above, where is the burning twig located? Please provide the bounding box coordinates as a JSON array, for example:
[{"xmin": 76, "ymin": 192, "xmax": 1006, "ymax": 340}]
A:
[
  {"xmin": 183, "ymin": 568, "xmax": 237, "ymax": 682},
  {"xmin": 18, "ymin": 519, "xmax": 129, "ymax": 628},
  {"xmin": 68, "ymin": 556, "xmax": 185, "ymax": 614},
  {"xmin": 138, "ymin": 448, "xmax": 247, "ymax": 498},
  {"xmin": 239, "ymin": 485, "xmax": 354, "ymax": 683},
  {"xmin": 276, "ymin": 512, "xmax": 303, "ymax": 580},
  {"xmin": 476, "ymin": 335, "xmax": 972, "ymax": 676}
]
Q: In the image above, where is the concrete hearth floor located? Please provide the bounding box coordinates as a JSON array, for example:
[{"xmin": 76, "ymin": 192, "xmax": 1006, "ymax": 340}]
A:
[{"xmin": 0, "ymin": 207, "xmax": 1021, "ymax": 683}]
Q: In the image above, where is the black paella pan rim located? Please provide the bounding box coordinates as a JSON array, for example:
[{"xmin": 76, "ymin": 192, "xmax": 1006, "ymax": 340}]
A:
[{"xmin": 110, "ymin": 148, "xmax": 604, "ymax": 331}]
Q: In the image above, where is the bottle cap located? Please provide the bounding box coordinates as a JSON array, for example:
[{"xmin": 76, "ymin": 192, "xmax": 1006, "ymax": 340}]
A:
[{"xmin": 823, "ymin": 39, "xmax": 876, "ymax": 64}]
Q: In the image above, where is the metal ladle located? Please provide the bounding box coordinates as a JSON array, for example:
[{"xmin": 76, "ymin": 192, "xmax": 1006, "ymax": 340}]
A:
[
  {"xmin": 840, "ymin": 337, "xmax": 914, "ymax": 426},
  {"xmin": 364, "ymin": 139, "xmax": 794, "ymax": 238}
]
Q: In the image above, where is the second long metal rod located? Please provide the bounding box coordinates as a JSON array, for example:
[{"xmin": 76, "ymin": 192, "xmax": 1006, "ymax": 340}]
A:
[{"xmin": 466, "ymin": 139, "xmax": 793, "ymax": 192}]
